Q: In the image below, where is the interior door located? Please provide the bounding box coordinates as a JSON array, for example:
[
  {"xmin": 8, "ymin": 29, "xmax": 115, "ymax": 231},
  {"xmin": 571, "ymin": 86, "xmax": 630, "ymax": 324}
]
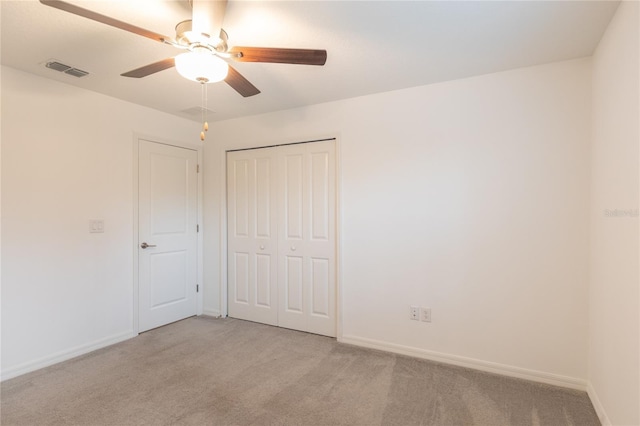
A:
[
  {"xmin": 277, "ymin": 141, "xmax": 336, "ymax": 337},
  {"xmin": 138, "ymin": 140, "xmax": 198, "ymax": 332},
  {"xmin": 227, "ymin": 147, "xmax": 278, "ymax": 325}
]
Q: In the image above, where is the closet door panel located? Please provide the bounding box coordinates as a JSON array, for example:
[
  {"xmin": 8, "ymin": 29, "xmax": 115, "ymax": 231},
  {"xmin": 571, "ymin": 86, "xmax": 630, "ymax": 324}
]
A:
[
  {"xmin": 284, "ymin": 153, "xmax": 304, "ymax": 240},
  {"xmin": 311, "ymin": 151, "xmax": 330, "ymax": 241},
  {"xmin": 278, "ymin": 141, "xmax": 336, "ymax": 337},
  {"xmin": 311, "ymin": 257, "xmax": 330, "ymax": 317},
  {"xmin": 255, "ymin": 253, "xmax": 273, "ymax": 307},
  {"xmin": 305, "ymin": 141, "xmax": 336, "ymax": 336},
  {"xmin": 285, "ymin": 255, "xmax": 304, "ymax": 312},
  {"xmin": 227, "ymin": 148, "xmax": 278, "ymax": 325}
]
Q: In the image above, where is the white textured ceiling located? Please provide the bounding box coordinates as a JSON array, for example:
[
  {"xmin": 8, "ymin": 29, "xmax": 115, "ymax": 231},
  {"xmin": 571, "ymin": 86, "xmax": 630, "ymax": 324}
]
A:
[{"xmin": 1, "ymin": 0, "xmax": 619, "ymax": 122}]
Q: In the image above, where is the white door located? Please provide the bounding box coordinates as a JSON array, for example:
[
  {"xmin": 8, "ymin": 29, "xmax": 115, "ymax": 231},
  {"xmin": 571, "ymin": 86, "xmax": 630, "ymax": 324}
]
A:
[
  {"xmin": 227, "ymin": 147, "xmax": 278, "ymax": 325},
  {"xmin": 277, "ymin": 141, "xmax": 336, "ymax": 337},
  {"xmin": 139, "ymin": 140, "xmax": 198, "ymax": 332},
  {"xmin": 227, "ymin": 140, "xmax": 336, "ymax": 337}
]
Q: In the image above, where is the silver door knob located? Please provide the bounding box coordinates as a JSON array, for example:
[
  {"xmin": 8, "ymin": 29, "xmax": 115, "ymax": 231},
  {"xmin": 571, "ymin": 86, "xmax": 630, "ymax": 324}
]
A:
[
  {"xmin": 260, "ymin": 245, "xmax": 265, "ymax": 250},
  {"xmin": 140, "ymin": 242, "xmax": 156, "ymax": 249},
  {"xmin": 291, "ymin": 245, "xmax": 296, "ymax": 251}
]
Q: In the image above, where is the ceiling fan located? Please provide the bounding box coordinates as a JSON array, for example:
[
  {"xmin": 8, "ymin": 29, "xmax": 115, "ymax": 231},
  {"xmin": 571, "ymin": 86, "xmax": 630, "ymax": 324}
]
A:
[{"xmin": 39, "ymin": 0, "xmax": 328, "ymax": 98}]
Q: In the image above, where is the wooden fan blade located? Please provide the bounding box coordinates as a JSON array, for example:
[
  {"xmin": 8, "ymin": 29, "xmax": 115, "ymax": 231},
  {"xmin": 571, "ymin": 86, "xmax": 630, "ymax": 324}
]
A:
[
  {"xmin": 225, "ymin": 66, "xmax": 260, "ymax": 97},
  {"xmin": 39, "ymin": 0, "xmax": 170, "ymax": 43},
  {"xmin": 192, "ymin": 0, "xmax": 227, "ymax": 43},
  {"xmin": 121, "ymin": 58, "xmax": 176, "ymax": 78},
  {"xmin": 229, "ymin": 47, "xmax": 327, "ymax": 66}
]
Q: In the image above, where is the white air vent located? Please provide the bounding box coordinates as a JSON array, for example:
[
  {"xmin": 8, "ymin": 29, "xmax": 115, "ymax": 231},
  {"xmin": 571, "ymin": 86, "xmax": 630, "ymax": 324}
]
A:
[
  {"xmin": 45, "ymin": 61, "xmax": 71, "ymax": 72},
  {"xmin": 45, "ymin": 60, "xmax": 89, "ymax": 78},
  {"xmin": 64, "ymin": 68, "xmax": 89, "ymax": 78},
  {"xmin": 181, "ymin": 106, "xmax": 216, "ymax": 116}
]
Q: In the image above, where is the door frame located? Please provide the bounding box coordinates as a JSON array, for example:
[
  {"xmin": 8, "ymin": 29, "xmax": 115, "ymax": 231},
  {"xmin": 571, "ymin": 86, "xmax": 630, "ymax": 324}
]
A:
[
  {"xmin": 132, "ymin": 133, "xmax": 204, "ymax": 334},
  {"xmin": 219, "ymin": 136, "xmax": 343, "ymax": 339}
]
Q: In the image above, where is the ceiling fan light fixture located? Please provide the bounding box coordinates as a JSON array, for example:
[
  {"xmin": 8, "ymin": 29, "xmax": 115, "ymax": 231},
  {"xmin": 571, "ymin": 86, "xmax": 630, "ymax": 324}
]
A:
[{"xmin": 175, "ymin": 49, "xmax": 228, "ymax": 83}]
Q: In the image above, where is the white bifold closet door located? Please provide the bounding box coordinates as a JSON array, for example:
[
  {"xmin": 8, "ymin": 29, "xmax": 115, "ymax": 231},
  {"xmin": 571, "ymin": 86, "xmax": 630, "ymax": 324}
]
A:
[
  {"xmin": 227, "ymin": 140, "xmax": 336, "ymax": 337},
  {"xmin": 227, "ymin": 147, "xmax": 279, "ymax": 326}
]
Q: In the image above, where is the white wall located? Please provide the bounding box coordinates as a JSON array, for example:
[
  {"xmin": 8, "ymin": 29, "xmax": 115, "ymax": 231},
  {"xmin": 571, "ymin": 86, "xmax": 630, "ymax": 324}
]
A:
[
  {"xmin": 204, "ymin": 58, "xmax": 592, "ymax": 387},
  {"xmin": 1, "ymin": 66, "xmax": 199, "ymax": 379},
  {"xmin": 588, "ymin": 2, "xmax": 640, "ymax": 425}
]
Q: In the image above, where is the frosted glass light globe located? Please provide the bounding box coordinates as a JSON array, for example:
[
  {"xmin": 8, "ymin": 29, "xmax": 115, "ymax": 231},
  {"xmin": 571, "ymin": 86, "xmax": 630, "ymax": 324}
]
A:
[{"xmin": 175, "ymin": 49, "xmax": 229, "ymax": 83}]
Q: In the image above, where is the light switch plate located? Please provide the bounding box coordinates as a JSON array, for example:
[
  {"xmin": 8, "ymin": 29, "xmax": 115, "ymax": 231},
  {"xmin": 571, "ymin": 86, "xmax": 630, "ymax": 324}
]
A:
[{"xmin": 89, "ymin": 220, "xmax": 104, "ymax": 233}]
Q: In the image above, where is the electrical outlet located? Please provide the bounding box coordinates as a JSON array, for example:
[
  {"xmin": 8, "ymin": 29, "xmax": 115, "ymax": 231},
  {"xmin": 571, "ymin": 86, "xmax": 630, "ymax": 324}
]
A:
[
  {"xmin": 409, "ymin": 305, "xmax": 419, "ymax": 321},
  {"xmin": 420, "ymin": 307, "xmax": 432, "ymax": 323}
]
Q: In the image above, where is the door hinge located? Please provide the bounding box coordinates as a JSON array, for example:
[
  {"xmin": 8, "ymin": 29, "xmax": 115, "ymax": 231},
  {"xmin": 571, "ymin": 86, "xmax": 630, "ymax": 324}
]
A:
[
  {"xmin": 197, "ymin": 164, "xmax": 200, "ymax": 173},
  {"xmin": 197, "ymin": 284, "xmax": 199, "ymax": 293},
  {"xmin": 197, "ymin": 224, "xmax": 199, "ymax": 232}
]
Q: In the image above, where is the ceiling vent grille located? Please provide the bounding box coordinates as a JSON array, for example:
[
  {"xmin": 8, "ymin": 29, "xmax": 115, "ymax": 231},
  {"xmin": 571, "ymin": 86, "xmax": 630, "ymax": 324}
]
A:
[
  {"xmin": 64, "ymin": 68, "xmax": 89, "ymax": 78},
  {"xmin": 45, "ymin": 60, "xmax": 89, "ymax": 78},
  {"xmin": 181, "ymin": 106, "xmax": 215, "ymax": 117},
  {"xmin": 45, "ymin": 61, "xmax": 71, "ymax": 72}
]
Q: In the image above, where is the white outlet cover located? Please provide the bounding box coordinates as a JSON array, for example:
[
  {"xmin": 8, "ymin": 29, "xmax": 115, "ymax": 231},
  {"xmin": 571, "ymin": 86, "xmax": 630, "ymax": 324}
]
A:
[
  {"xmin": 409, "ymin": 305, "xmax": 419, "ymax": 320},
  {"xmin": 420, "ymin": 307, "xmax": 432, "ymax": 322},
  {"xmin": 89, "ymin": 220, "xmax": 105, "ymax": 233}
]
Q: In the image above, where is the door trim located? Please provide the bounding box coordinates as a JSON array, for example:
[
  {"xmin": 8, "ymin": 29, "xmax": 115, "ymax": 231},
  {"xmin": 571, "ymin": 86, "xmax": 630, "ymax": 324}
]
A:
[
  {"xmin": 220, "ymin": 136, "xmax": 342, "ymax": 339},
  {"xmin": 132, "ymin": 133, "xmax": 204, "ymax": 334}
]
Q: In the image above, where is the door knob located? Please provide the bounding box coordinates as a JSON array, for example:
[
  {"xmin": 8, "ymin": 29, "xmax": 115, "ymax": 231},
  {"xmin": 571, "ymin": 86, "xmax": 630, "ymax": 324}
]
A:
[
  {"xmin": 291, "ymin": 245, "xmax": 297, "ymax": 251},
  {"xmin": 260, "ymin": 245, "xmax": 265, "ymax": 250},
  {"xmin": 140, "ymin": 242, "xmax": 156, "ymax": 249}
]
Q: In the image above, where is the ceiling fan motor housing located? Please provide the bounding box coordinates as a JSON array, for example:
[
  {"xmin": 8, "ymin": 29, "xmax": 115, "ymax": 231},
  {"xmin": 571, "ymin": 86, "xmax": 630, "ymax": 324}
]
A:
[{"xmin": 175, "ymin": 20, "xmax": 227, "ymax": 52}]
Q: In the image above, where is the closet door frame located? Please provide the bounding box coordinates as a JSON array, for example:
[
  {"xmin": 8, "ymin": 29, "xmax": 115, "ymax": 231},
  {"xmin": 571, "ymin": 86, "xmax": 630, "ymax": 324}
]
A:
[{"xmin": 220, "ymin": 137, "xmax": 342, "ymax": 338}]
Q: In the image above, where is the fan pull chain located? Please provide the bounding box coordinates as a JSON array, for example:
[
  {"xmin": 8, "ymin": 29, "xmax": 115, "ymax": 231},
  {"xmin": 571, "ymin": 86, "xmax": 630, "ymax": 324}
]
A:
[
  {"xmin": 200, "ymin": 82, "xmax": 206, "ymax": 141},
  {"xmin": 204, "ymin": 82, "xmax": 209, "ymax": 133},
  {"xmin": 198, "ymin": 82, "xmax": 210, "ymax": 141}
]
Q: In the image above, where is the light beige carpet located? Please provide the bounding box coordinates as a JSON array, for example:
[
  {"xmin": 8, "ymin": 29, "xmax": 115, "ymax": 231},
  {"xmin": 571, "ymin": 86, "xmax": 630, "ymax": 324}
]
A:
[{"xmin": 1, "ymin": 316, "xmax": 600, "ymax": 425}]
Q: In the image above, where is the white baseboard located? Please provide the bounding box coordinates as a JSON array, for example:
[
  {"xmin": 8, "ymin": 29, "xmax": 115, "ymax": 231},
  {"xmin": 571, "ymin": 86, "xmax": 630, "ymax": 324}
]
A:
[
  {"xmin": 587, "ymin": 382, "xmax": 612, "ymax": 426},
  {"xmin": 339, "ymin": 334, "xmax": 587, "ymax": 391},
  {"xmin": 1, "ymin": 330, "xmax": 136, "ymax": 382},
  {"xmin": 202, "ymin": 308, "xmax": 221, "ymax": 318}
]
